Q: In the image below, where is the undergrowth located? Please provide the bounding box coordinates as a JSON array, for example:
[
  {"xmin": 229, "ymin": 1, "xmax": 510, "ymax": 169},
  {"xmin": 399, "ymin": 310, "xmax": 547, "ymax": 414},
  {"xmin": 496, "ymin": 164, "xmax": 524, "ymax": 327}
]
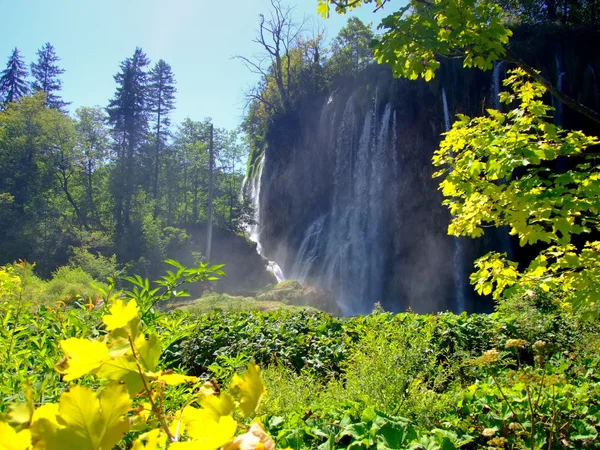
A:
[{"xmin": 1, "ymin": 260, "xmax": 599, "ymax": 449}]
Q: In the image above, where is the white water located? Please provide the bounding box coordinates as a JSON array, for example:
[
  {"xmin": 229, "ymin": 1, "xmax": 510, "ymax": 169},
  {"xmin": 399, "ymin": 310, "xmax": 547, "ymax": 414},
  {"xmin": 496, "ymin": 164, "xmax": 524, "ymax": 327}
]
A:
[
  {"xmin": 554, "ymin": 57, "xmax": 566, "ymax": 126},
  {"xmin": 443, "ymin": 88, "xmax": 467, "ymax": 313},
  {"xmin": 244, "ymin": 155, "xmax": 285, "ymax": 283},
  {"xmin": 289, "ymin": 91, "xmax": 393, "ymax": 314},
  {"xmin": 492, "ymin": 61, "xmax": 504, "ymax": 111}
]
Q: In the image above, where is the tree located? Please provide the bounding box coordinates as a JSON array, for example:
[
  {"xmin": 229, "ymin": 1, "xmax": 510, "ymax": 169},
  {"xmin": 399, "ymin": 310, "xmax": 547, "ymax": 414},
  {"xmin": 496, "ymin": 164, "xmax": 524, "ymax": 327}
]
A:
[
  {"xmin": 328, "ymin": 17, "xmax": 374, "ymax": 77},
  {"xmin": 0, "ymin": 48, "xmax": 29, "ymax": 104},
  {"xmin": 148, "ymin": 59, "xmax": 176, "ymax": 205},
  {"xmin": 107, "ymin": 47, "xmax": 150, "ymax": 247},
  {"xmin": 74, "ymin": 106, "xmax": 110, "ymax": 228},
  {"xmin": 319, "ymin": 0, "xmax": 600, "ymax": 314},
  {"xmin": 0, "ymin": 93, "xmax": 81, "ymax": 271},
  {"xmin": 433, "ymin": 69, "xmax": 599, "ymax": 315},
  {"xmin": 317, "ymin": 0, "xmax": 600, "ymax": 125},
  {"xmin": 43, "ymin": 108, "xmax": 89, "ymax": 230},
  {"xmin": 236, "ymin": 0, "xmax": 309, "ymax": 114},
  {"xmin": 30, "ymin": 42, "xmax": 69, "ymax": 111}
]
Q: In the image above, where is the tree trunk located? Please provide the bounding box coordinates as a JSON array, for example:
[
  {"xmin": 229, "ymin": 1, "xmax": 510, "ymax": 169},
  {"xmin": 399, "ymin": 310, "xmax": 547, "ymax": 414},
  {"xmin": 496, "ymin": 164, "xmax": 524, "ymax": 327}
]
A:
[{"xmin": 206, "ymin": 124, "xmax": 214, "ymax": 260}]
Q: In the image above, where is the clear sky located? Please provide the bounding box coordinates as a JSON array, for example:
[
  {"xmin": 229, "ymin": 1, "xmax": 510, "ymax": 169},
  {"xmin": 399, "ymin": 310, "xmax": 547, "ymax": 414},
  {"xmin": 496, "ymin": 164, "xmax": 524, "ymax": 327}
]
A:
[{"xmin": 1, "ymin": 0, "xmax": 391, "ymax": 131}]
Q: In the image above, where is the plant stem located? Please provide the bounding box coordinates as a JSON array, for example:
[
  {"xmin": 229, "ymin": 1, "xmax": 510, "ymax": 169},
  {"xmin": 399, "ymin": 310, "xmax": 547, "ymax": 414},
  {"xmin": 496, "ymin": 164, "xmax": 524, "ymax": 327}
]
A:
[
  {"xmin": 490, "ymin": 372, "xmax": 518, "ymax": 419},
  {"xmin": 129, "ymin": 335, "xmax": 176, "ymax": 442}
]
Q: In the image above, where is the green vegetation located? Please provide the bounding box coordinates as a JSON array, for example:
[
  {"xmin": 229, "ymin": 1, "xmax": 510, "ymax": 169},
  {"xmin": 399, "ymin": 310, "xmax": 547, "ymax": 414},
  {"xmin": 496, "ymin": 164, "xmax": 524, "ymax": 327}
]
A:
[
  {"xmin": 434, "ymin": 69, "xmax": 600, "ymax": 316},
  {"xmin": 0, "ymin": 45, "xmax": 251, "ymax": 281},
  {"xmin": 177, "ymin": 292, "xmax": 320, "ymax": 314},
  {"xmin": 316, "ymin": 0, "xmax": 600, "ymax": 317},
  {"xmin": 2, "ymin": 261, "xmax": 599, "ymax": 449}
]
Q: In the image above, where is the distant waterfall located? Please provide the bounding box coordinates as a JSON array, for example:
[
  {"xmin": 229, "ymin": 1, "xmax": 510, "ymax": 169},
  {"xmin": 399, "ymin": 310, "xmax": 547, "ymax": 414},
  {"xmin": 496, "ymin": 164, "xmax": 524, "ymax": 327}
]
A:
[
  {"xmin": 245, "ymin": 155, "xmax": 285, "ymax": 283},
  {"xmin": 443, "ymin": 88, "xmax": 467, "ymax": 313},
  {"xmin": 554, "ymin": 57, "xmax": 566, "ymax": 126},
  {"xmin": 290, "ymin": 92, "xmax": 393, "ymax": 315},
  {"xmin": 492, "ymin": 61, "xmax": 504, "ymax": 111}
]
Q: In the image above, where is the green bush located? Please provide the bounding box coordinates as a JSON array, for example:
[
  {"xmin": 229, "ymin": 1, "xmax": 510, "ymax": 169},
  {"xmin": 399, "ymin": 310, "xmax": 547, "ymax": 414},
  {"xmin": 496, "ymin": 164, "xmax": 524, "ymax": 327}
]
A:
[
  {"xmin": 35, "ymin": 266, "xmax": 107, "ymax": 305},
  {"xmin": 68, "ymin": 246, "xmax": 120, "ymax": 282}
]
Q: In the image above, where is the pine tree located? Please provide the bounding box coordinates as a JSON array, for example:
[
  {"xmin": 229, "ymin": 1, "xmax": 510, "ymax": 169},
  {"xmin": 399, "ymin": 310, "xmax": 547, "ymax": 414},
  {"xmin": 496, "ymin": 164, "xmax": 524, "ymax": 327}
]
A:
[
  {"xmin": 148, "ymin": 59, "xmax": 176, "ymax": 204},
  {"xmin": 107, "ymin": 47, "xmax": 150, "ymax": 249},
  {"xmin": 30, "ymin": 42, "xmax": 69, "ymax": 111},
  {"xmin": 0, "ymin": 48, "xmax": 29, "ymax": 104}
]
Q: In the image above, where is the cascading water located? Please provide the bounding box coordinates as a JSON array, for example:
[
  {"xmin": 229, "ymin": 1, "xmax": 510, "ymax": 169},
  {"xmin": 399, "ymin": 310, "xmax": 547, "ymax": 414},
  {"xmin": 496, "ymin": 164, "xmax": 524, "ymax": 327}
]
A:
[
  {"xmin": 492, "ymin": 61, "xmax": 504, "ymax": 111},
  {"xmin": 245, "ymin": 155, "xmax": 285, "ymax": 282},
  {"xmin": 290, "ymin": 91, "xmax": 393, "ymax": 315},
  {"xmin": 290, "ymin": 215, "xmax": 327, "ymax": 282},
  {"xmin": 443, "ymin": 88, "xmax": 467, "ymax": 313},
  {"xmin": 555, "ymin": 57, "xmax": 566, "ymax": 126}
]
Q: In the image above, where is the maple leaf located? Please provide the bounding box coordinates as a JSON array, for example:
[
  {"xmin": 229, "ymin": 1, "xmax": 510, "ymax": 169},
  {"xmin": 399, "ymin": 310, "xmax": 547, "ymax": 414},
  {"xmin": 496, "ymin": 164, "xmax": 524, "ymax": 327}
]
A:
[
  {"xmin": 102, "ymin": 299, "xmax": 139, "ymax": 331},
  {"xmin": 0, "ymin": 422, "xmax": 31, "ymax": 450},
  {"xmin": 229, "ymin": 361, "xmax": 266, "ymax": 418},
  {"xmin": 55, "ymin": 339, "xmax": 109, "ymax": 381}
]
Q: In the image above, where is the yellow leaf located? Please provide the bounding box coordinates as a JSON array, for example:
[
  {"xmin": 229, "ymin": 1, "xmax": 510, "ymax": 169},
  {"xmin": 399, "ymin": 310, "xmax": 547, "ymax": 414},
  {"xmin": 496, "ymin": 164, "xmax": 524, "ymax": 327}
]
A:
[
  {"xmin": 102, "ymin": 299, "xmax": 139, "ymax": 331},
  {"xmin": 51, "ymin": 384, "xmax": 131, "ymax": 450},
  {"xmin": 229, "ymin": 361, "xmax": 265, "ymax": 418},
  {"xmin": 95, "ymin": 355, "xmax": 145, "ymax": 396},
  {"xmin": 137, "ymin": 333, "xmax": 161, "ymax": 372},
  {"xmin": 0, "ymin": 422, "xmax": 31, "ymax": 450},
  {"xmin": 132, "ymin": 429, "xmax": 167, "ymax": 450},
  {"xmin": 31, "ymin": 403, "xmax": 59, "ymax": 424},
  {"xmin": 156, "ymin": 372, "xmax": 199, "ymax": 386},
  {"xmin": 316, "ymin": 1, "xmax": 329, "ymax": 18},
  {"xmin": 200, "ymin": 393, "xmax": 235, "ymax": 421},
  {"xmin": 56, "ymin": 338, "xmax": 109, "ymax": 381},
  {"xmin": 177, "ymin": 407, "xmax": 237, "ymax": 449},
  {"xmin": 8, "ymin": 403, "xmax": 32, "ymax": 426}
]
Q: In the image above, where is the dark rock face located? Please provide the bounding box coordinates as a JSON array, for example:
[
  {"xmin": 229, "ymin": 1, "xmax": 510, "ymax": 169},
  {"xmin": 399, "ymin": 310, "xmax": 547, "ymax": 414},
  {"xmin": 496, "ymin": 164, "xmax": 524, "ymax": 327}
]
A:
[{"xmin": 255, "ymin": 29, "xmax": 600, "ymax": 315}]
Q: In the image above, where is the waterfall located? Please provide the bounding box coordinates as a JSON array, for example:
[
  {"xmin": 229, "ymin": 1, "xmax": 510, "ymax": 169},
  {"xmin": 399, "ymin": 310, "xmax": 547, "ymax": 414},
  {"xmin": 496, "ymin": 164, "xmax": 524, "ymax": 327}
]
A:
[
  {"xmin": 492, "ymin": 61, "xmax": 504, "ymax": 111},
  {"xmin": 290, "ymin": 215, "xmax": 327, "ymax": 282},
  {"xmin": 290, "ymin": 92, "xmax": 393, "ymax": 315},
  {"xmin": 588, "ymin": 65, "xmax": 599, "ymax": 107},
  {"xmin": 443, "ymin": 88, "xmax": 467, "ymax": 313},
  {"xmin": 554, "ymin": 57, "xmax": 566, "ymax": 126},
  {"xmin": 245, "ymin": 155, "xmax": 285, "ymax": 283}
]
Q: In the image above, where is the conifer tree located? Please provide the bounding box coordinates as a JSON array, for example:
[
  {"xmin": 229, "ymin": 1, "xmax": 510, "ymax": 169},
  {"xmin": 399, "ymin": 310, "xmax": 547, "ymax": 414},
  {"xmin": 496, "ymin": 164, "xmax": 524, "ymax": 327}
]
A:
[
  {"xmin": 107, "ymin": 47, "xmax": 150, "ymax": 248},
  {"xmin": 148, "ymin": 59, "xmax": 176, "ymax": 204},
  {"xmin": 0, "ymin": 48, "xmax": 29, "ymax": 104},
  {"xmin": 30, "ymin": 42, "xmax": 69, "ymax": 111}
]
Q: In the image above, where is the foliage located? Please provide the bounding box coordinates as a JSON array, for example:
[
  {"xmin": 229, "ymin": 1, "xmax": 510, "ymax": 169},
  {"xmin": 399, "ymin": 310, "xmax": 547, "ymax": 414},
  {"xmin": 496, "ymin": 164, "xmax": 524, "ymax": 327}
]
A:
[
  {"xmin": 177, "ymin": 292, "xmax": 319, "ymax": 315},
  {"xmin": 30, "ymin": 42, "xmax": 68, "ymax": 111},
  {"xmin": 1, "ymin": 303, "xmax": 269, "ymax": 449},
  {"xmin": 327, "ymin": 17, "xmax": 375, "ymax": 78},
  {"xmin": 2, "ymin": 258, "xmax": 600, "ymax": 448},
  {"xmin": 433, "ymin": 69, "xmax": 600, "ymax": 315},
  {"xmin": 0, "ymin": 48, "xmax": 29, "ymax": 104},
  {"xmin": 179, "ymin": 309, "xmax": 354, "ymax": 380},
  {"xmin": 0, "ymin": 43, "xmax": 250, "ymax": 280},
  {"xmin": 68, "ymin": 247, "xmax": 120, "ymax": 282},
  {"xmin": 0, "ymin": 261, "xmax": 277, "ymax": 449},
  {"xmin": 318, "ymin": 0, "xmax": 512, "ymax": 81}
]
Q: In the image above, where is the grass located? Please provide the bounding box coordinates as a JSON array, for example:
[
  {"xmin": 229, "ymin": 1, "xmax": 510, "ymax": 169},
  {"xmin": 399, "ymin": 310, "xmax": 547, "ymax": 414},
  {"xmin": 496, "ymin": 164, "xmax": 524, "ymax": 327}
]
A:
[{"xmin": 176, "ymin": 292, "xmax": 321, "ymax": 314}]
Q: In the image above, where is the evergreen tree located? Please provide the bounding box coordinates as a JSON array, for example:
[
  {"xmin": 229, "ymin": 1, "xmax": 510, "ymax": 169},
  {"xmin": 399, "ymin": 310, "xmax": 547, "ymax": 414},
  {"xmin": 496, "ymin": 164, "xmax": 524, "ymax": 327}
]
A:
[
  {"xmin": 328, "ymin": 17, "xmax": 374, "ymax": 77},
  {"xmin": 107, "ymin": 47, "xmax": 150, "ymax": 251},
  {"xmin": 0, "ymin": 48, "xmax": 29, "ymax": 104},
  {"xmin": 148, "ymin": 59, "xmax": 176, "ymax": 204},
  {"xmin": 30, "ymin": 42, "xmax": 69, "ymax": 111}
]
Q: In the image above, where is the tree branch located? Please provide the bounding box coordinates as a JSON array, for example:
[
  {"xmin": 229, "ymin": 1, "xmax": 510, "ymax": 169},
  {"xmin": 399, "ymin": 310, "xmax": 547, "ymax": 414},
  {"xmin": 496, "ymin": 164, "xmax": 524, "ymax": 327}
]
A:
[{"xmin": 505, "ymin": 50, "xmax": 600, "ymax": 126}]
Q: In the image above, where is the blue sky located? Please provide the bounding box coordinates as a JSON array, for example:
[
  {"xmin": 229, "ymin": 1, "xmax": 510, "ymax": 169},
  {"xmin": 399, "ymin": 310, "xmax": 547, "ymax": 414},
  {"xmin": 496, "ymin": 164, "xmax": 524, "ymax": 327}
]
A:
[{"xmin": 1, "ymin": 0, "xmax": 390, "ymax": 131}]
